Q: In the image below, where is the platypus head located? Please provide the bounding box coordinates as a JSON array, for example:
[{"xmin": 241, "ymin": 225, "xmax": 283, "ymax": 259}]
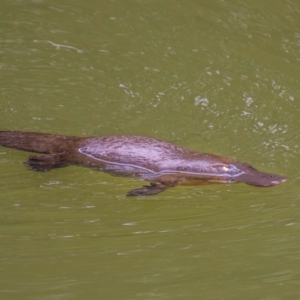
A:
[{"xmin": 231, "ymin": 162, "xmax": 287, "ymax": 187}]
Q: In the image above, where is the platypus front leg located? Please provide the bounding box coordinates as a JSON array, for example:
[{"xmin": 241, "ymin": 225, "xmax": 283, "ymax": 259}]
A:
[
  {"xmin": 127, "ymin": 182, "xmax": 171, "ymax": 196},
  {"xmin": 24, "ymin": 154, "xmax": 69, "ymax": 172}
]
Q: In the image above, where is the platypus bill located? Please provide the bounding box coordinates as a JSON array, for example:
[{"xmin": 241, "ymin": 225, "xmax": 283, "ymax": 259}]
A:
[{"xmin": 0, "ymin": 131, "xmax": 287, "ymax": 196}]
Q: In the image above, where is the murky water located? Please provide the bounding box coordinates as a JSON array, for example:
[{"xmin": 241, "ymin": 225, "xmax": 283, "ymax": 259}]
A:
[{"xmin": 1, "ymin": 0, "xmax": 300, "ymax": 299}]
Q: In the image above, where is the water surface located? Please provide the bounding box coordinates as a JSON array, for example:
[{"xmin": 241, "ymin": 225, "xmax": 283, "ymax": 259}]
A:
[{"xmin": 1, "ymin": 0, "xmax": 300, "ymax": 299}]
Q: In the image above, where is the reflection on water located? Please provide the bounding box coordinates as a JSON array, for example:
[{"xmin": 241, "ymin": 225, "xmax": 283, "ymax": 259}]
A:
[{"xmin": 1, "ymin": 0, "xmax": 300, "ymax": 299}]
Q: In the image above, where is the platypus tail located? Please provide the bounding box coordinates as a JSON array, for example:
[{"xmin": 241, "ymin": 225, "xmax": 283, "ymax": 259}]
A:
[{"xmin": 0, "ymin": 131, "xmax": 79, "ymax": 154}]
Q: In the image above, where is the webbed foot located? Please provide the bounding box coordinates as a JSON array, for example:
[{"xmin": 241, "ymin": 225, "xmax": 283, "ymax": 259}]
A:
[
  {"xmin": 127, "ymin": 182, "xmax": 170, "ymax": 197},
  {"xmin": 24, "ymin": 155, "xmax": 69, "ymax": 172}
]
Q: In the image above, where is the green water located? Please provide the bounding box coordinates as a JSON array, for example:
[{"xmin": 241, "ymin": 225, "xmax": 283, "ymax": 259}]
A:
[{"xmin": 1, "ymin": 0, "xmax": 300, "ymax": 299}]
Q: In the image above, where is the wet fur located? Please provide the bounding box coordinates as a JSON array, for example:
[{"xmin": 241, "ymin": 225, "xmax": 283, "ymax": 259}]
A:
[{"xmin": 0, "ymin": 131, "xmax": 287, "ymax": 196}]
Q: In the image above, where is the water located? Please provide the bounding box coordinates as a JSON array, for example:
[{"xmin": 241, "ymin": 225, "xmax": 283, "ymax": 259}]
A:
[{"xmin": 1, "ymin": 0, "xmax": 300, "ymax": 299}]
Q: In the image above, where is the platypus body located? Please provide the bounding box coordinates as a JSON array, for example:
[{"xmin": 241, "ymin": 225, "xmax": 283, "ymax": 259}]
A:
[{"xmin": 0, "ymin": 131, "xmax": 287, "ymax": 196}]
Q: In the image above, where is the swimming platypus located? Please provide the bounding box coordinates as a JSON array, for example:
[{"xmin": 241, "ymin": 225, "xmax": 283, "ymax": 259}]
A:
[{"xmin": 0, "ymin": 131, "xmax": 287, "ymax": 196}]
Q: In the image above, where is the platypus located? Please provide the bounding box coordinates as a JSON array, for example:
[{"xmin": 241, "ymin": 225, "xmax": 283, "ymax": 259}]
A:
[{"xmin": 0, "ymin": 131, "xmax": 287, "ymax": 196}]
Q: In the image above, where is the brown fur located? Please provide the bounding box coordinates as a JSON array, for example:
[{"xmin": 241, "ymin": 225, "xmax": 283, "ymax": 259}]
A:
[{"xmin": 0, "ymin": 131, "xmax": 287, "ymax": 196}]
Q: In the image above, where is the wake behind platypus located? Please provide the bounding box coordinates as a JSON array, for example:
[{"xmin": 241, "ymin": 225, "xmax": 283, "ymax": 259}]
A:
[{"xmin": 0, "ymin": 131, "xmax": 287, "ymax": 196}]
